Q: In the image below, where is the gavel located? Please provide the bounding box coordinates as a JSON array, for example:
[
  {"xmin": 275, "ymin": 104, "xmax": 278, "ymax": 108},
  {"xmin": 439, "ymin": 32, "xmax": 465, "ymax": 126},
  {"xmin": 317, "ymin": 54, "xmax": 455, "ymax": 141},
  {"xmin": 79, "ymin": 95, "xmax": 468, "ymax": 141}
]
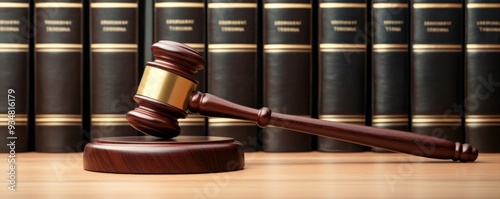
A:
[{"xmin": 126, "ymin": 40, "xmax": 478, "ymax": 162}]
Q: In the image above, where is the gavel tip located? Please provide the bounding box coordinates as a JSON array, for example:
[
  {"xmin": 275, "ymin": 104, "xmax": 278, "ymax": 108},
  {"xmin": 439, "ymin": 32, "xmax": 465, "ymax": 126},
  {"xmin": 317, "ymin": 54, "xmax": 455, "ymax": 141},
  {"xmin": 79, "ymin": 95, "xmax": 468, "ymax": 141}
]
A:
[{"xmin": 454, "ymin": 143, "xmax": 479, "ymax": 162}]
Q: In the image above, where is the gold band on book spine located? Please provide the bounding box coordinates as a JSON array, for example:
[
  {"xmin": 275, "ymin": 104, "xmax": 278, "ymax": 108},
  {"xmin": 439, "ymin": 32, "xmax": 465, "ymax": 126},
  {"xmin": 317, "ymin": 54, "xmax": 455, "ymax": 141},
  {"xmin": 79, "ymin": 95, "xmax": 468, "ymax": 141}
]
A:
[
  {"xmin": 466, "ymin": 115, "xmax": 500, "ymax": 126},
  {"xmin": 264, "ymin": 3, "xmax": 311, "ymax": 9},
  {"xmin": 319, "ymin": 115, "xmax": 365, "ymax": 123},
  {"xmin": 413, "ymin": 3, "xmax": 462, "ymax": 9},
  {"xmin": 0, "ymin": 114, "xmax": 28, "ymax": 125},
  {"xmin": 208, "ymin": 3, "xmax": 257, "ymax": 8},
  {"xmin": 208, "ymin": 118, "xmax": 255, "ymax": 127},
  {"xmin": 467, "ymin": 44, "xmax": 500, "ymax": 52},
  {"xmin": 412, "ymin": 44, "xmax": 462, "ymax": 52},
  {"xmin": 155, "ymin": 2, "xmax": 204, "ymax": 8},
  {"xmin": 91, "ymin": 114, "xmax": 129, "ymax": 125},
  {"xmin": 35, "ymin": 43, "xmax": 82, "ymax": 52},
  {"xmin": 209, "ymin": 44, "xmax": 257, "ymax": 52},
  {"xmin": 0, "ymin": 2, "xmax": 29, "ymax": 7},
  {"xmin": 412, "ymin": 115, "xmax": 461, "ymax": 126},
  {"xmin": 412, "ymin": 44, "xmax": 462, "ymax": 49},
  {"xmin": 320, "ymin": 43, "xmax": 366, "ymax": 52},
  {"xmin": 467, "ymin": 3, "xmax": 500, "ymax": 8},
  {"xmin": 90, "ymin": 3, "xmax": 137, "ymax": 8},
  {"xmin": 373, "ymin": 3, "xmax": 408, "ymax": 9},
  {"xmin": 372, "ymin": 115, "xmax": 409, "ymax": 127},
  {"xmin": 264, "ymin": 44, "xmax": 311, "ymax": 53},
  {"xmin": 35, "ymin": 2, "xmax": 82, "ymax": 8},
  {"xmin": 373, "ymin": 44, "xmax": 408, "ymax": 52},
  {"xmin": 373, "ymin": 44, "xmax": 408, "ymax": 49},
  {"xmin": 36, "ymin": 114, "xmax": 81, "ymax": 126},
  {"xmin": 320, "ymin": 3, "xmax": 366, "ymax": 8},
  {"xmin": 0, "ymin": 43, "xmax": 29, "ymax": 52},
  {"xmin": 91, "ymin": 43, "xmax": 138, "ymax": 52},
  {"xmin": 137, "ymin": 65, "xmax": 196, "ymax": 111}
]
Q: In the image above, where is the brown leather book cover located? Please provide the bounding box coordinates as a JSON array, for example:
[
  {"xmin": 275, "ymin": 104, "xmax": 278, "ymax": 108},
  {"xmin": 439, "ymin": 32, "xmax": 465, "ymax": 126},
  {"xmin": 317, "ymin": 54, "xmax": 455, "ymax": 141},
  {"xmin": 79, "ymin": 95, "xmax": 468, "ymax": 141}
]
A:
[
  {"xmin": 207, "ymin": 0, "xmax": 260, "ymax": 151},
  {"xmin": 465, "ymin": 0, "xmax": 500, "ymax": 152},
  {"xmin": 90, "ymin": 0, "xmax": 139, "ymax": 139},
  {"xmin": 371, "ymin": 0, "xmax": 410, "ymax": 152},
  {"xmin": 318, "ymin": 0, "xmax": 368, "ymax": 152},
  {"xmin": 263, "ymin": 0, "xmax": 312, "ymax": 152},
  {"xmin": 411, "ymin": 0, "xmax": 463, "ymax": 143},
  {"xmin": 0, "ymin": 0, "xmax": 30, "ymax": 152},
  {"xmin": 35, "ymin": 0, "xmax": 84, "ymax": 152},
  {"xmin": 154, "ymin": 0, "xmax": 206, "ymax": 136}
]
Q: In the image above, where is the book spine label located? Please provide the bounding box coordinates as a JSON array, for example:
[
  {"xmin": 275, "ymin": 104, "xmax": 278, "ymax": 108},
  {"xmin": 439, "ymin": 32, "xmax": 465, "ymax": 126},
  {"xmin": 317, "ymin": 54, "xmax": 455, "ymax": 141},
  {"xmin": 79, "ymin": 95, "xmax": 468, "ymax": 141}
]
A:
[
  {"xmin": 207, "ymin": 0, "xmax": 259, "ymax": 150},
  {"xmin": 263, "ymin": 0, "xmax": 312, "ymax": 152},
  {"xmin": 371, "ymin": 0, "xmax": 410, "ymax": 148},
  {"xmin": 90, "ymin": 0, "xmax": 138, "ymax": 139},
  {"xmin": 465, "ymin": 0, "xmax": 500, "ymax": 152},
  {"xmin": 35, "ymin": 0, "xmax": 83, "ymax": 152},
  {"xmin": 0, "ymin": 0, "xmax": 30, "ymax": 152},
  {"xmin": 154, "ymin": 0, "xmax": 206, "ymax": 135},
  {"xmin": 411, "ymin": 0, "xmax": 463, "ymax": 142},
  {"xmin": 318, "ymin": 0, "xmax": 367, "ymax": 152}
]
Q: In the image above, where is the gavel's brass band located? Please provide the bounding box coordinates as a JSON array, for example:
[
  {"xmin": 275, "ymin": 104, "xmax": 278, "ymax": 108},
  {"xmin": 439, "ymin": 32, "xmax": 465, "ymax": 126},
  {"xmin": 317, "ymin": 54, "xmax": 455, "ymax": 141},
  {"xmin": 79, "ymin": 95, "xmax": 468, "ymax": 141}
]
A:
[{"xmin": 137, "ymin": 66, "xmax": 196, "ymax": 111}]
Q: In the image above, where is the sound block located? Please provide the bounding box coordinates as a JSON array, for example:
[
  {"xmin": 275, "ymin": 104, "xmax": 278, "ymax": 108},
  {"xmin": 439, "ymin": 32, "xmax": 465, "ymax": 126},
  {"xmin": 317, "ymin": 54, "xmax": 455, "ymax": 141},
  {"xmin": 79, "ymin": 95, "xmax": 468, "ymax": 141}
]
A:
[{"xmin": 83, "ymin": 136, "xmax": 245, "ymax": 174}]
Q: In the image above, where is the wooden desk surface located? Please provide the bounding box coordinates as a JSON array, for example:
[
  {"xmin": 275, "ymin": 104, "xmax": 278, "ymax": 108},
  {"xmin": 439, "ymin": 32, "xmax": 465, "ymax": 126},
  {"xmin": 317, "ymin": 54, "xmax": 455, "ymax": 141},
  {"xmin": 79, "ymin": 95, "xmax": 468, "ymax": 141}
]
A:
[{"xmin": 1, "ymin": 152, "xmax": 499, "ymax": 198}]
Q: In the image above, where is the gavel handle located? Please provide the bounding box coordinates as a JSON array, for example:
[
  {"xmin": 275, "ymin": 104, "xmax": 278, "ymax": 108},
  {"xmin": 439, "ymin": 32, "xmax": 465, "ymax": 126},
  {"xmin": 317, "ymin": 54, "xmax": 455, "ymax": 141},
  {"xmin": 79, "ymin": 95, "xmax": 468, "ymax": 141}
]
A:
[{"xmin": 188, "ymin": 91, "xmax": 478, "ymax": 162}]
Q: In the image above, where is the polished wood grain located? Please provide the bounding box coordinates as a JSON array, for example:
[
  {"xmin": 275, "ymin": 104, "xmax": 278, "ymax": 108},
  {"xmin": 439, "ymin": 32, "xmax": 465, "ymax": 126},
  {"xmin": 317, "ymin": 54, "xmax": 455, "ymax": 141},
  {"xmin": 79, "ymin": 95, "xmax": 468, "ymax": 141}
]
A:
[
  {"xmin": 1, "ymin": 153, "xmax": 499, "ymax": 198},
  {"xmin": 189, "ymin": 91, "xmax": 477, "ymax": 162},
  {"xmin": 83, "ymin": 136, "xmax": 244, "ymax": 174},
  {"xmin": 127, "ymin": 40, "xmax": 478, "ymax": 162}
]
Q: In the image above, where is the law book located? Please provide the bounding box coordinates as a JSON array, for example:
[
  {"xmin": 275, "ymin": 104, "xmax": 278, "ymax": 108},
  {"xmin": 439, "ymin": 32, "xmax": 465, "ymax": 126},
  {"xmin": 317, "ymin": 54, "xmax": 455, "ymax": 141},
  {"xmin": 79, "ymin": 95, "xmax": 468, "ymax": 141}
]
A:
[
  {"xmin": 90, "ymin": 0, "xmax": 139, "ymax": 139},
  {"xmin": 34, "ymin": 0, "xmax": 84, "ymax": 152},
  {"xmin": 0, "ymin": 0, "xmax": 30, "ymax": 152},
  {"xmin": 465, "ymin": 0, "xmax": 500, "ymax": 152},
  {"xmin": 263, "ymin": 0, "xmax": 312, "ymax": 152},
  {"xmin": 411, "ymin": 0, "xmax": 463, "ymax": 142},
  {"xmin": 371, "ymin": 0, "xmax": 410, "ymax": 152},
  {"xmin": 317, "ymin": 0, "xmax": 368, "ymax": 152},
  {"xmin": 207, "ymin": 0, "xmax": 259, "ymax": 151},
  {"xmin": 154, "ymin": 0, "xmax": 206, "ymax": 136}
]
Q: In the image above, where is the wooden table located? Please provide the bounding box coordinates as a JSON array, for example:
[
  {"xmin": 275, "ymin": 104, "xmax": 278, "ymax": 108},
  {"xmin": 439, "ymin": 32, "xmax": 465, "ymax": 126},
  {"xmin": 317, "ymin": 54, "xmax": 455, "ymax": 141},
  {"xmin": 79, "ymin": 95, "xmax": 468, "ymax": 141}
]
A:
[{"xmin": 1, "ymin": 152, "xmax": 499, "ymax": 198}]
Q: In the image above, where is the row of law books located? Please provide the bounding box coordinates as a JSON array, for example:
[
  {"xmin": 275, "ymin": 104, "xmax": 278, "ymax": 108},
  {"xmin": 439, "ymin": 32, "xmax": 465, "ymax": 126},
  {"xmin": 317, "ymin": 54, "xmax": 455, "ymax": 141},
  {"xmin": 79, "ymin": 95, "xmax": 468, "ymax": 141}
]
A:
[
  {"xmin": 1, "ymin": 0, "xmax": 499, "ymax": 153},
  {"xmin": 0, "ymin": 0, "xmax": 143, "ymax": 152}
]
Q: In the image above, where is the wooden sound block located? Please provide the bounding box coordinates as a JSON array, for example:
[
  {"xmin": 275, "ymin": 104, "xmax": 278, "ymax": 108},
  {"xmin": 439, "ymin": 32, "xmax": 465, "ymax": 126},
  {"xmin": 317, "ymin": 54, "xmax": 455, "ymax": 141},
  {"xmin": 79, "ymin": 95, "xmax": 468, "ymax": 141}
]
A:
[{"xmin": 83, "ymin": 136, "xmax": 245, "ymax": 174}]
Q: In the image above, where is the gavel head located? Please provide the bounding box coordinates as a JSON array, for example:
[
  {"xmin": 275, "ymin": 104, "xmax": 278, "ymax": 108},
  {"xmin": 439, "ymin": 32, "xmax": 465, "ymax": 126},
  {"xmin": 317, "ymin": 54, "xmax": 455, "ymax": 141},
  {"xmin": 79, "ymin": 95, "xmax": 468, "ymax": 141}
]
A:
[{"xmin": 126, "ymin": 40, "xmax": 204, "ymax": 138}]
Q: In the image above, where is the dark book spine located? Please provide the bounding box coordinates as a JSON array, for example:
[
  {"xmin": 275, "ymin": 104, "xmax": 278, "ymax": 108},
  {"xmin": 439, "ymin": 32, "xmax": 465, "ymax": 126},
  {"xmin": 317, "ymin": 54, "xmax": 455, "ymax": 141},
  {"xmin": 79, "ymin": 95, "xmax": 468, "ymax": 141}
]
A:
[
  {"xmin": 371, "ymin": 0, "xmax": 410, "ymax": 152},
  {"xmin": 411, "ymin": 0, "xmax": 463, "ymax": 142},
  {"xmin": 465, "ymin": 0, "xmax": 500, "ymax": 152},
  {"xmin": 35, "ymin": 0, "xmax": 83, "ymax": 152},
  {"xmin": 90, "ymin": 0, "xmax": 139, "ymax": 139},
  {"xmin": 207, "ymin": 0, "xmax": 259, "ymax": 151},
  {"xmin": 154, "ymin": 0, "xmax": 206, "ymax": 136},
  {"xmin": 0, "ymin": 0, "xmax": 30, "ymax": 152},
  {"xmin": 263, "ymin": 0, "xmax": 312, "ymax": 152},
  {"xmin": 318, "ymin": 0, "xmax": 368, "ymax": 152}
]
